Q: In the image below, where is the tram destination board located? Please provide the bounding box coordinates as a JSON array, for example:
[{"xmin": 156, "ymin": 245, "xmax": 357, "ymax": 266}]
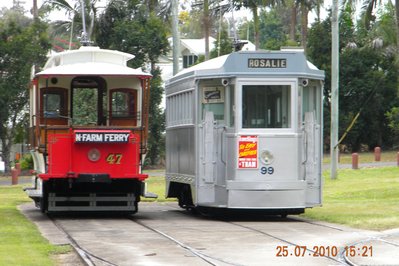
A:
[
  {"xmin": 74, "ymin": 131, "xmax": 130, "ymax": 143},
  {"xmin": 248, "ymin": 58, "xmax": 287, "ymax": 68}
]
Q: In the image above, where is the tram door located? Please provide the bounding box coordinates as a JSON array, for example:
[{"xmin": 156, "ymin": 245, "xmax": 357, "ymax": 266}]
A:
[
  {"xmin": 301, "ymin": 81, "xmax": 322, "ymax": 206},
  {"xmin": 71, "ymin": 77, "xmax": 106, "ymax": 126},
  {"xmin": 198, "ymin": 85, "xmax": 228, "ymax": 204}
]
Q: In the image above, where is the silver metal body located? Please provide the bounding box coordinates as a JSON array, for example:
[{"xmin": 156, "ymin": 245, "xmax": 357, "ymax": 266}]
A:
[{"xmin": 165, "ymin": 50, "xmax": 324, "ymax": 213}]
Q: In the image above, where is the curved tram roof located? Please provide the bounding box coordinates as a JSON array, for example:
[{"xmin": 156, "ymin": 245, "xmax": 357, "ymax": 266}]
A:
[
  {"xmin": 35, "ymin": 46, "xmax": 151, "ymax": 79},
  {"xmin": 167, "ymin": 49, "xmax": 324, "ymax": 87}
]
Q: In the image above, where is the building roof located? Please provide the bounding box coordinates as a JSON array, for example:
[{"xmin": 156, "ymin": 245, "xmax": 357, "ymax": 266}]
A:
[{"xmin": 180, "ymin": 37, "xmax": 216, "ymax": 56}]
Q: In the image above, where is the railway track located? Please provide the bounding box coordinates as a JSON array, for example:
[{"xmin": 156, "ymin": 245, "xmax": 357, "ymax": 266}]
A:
[{"xmin": 46, "ymin": 203, "xmax": 378, "ymax": 266}]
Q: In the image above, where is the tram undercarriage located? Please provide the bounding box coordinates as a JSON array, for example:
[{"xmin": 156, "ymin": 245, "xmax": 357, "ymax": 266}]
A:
[{"xmin": 26, "ymin": 178, "xmax": 145, "ymax": 213}]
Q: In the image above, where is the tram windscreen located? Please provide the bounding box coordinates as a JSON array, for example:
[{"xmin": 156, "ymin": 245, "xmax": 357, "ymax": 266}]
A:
[{"xmin": 242, "ymin": 85, "xmax": 291, "ymax": 128}]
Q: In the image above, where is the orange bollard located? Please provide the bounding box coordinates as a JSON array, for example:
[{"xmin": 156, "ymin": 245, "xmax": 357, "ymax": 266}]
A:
[
  {"xmin": 11, "ymin": 168, "xmax": 18, "ymax": 185},
  {"xmin": 374, "ymin": 147, "xmax": 381, "ymax": 161},
  {"xmin": 352, "ymin": 153, "xmax": 359, "ymax": 169}
]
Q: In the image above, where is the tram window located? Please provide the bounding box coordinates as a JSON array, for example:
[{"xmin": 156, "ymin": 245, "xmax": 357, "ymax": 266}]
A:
[
  {"xmin": 202, "ymin": 87, "xmax": 225, "ymax": 121},
  {"xmin": 302, "ymin": 85, "xmax": 320, "ymax": 123},
  {"xmin": 111, "ymin": 90, "xmax": 137, "ymax": 118},
  {"xmin": 41, "ymin": 88, "xmax": 67, "ymax": 118},
  {"xmin": 242, "ymin": 85, "xmax": 291, "ymax": 128}
]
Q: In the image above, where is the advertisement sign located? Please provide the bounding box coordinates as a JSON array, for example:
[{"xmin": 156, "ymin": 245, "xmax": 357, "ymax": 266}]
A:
[{"xmin": 238, "ymin": 135, "xmax": 258, "ymax": 169}]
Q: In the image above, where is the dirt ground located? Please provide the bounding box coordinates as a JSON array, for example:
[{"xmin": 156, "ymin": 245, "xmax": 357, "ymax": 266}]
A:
[{"xmin": 54, "ymin": 250, "xmax": 85, "ymax": 266}]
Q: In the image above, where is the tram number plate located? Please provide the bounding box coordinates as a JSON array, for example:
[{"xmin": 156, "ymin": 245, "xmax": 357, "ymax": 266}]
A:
[
  {"xmin": 260, "ymin": 166, "xmax": 274, "ymax": 175},
  {"xmin": 106, "ymin": 153, "xmax": 123, "ymax": 164}
]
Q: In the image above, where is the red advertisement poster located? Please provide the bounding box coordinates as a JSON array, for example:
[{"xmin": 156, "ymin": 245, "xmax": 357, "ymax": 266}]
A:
[{"xmin": 238, "ymin": 135, "xmax": 258, "ymax": 169}]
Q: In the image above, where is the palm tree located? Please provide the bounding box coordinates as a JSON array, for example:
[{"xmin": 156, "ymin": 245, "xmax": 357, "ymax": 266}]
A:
[
  {"xmin": 43, "ymin": 0, "xmax": 98, "ymax": 47},
  {"xmin": 361, "ymin": 0, "xmax": 399, "ymax": 52},
  {"xmin": 238, "ymin": 0, "xmax": 279, "ymax": 50}
]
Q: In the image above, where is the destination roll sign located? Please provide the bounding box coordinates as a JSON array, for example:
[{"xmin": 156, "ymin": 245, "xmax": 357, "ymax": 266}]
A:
[
  {"xmin": 74, "ymin": 131, "xmax": 130, "ymax": 143},
  {"xmin": 248, "ymin": 58, "xmax": 287, "ymax": 68}
]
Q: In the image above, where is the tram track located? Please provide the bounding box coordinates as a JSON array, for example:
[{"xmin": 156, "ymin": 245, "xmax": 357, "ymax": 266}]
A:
[
  {"xmin": 49, "ymin": 216, "xmax": 118, "ymax": 266},
  {"xmin": 45, "ymin": 203, "xmax": 369, "ymax": 266},
  {"xmin": 128, "ymin": 217, "xmax": 244, "ymax": 266},
  {"xmin": 165, "ymin": 204, "xmax": 351, "ymax": 265}
]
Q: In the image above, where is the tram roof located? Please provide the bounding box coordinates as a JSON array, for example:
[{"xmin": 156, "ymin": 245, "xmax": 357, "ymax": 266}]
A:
[
  {"xmin": 35, "ymin": 46, "xmax": 151, "ymax": 78},
  {"xmin": 167, "ymin": 49, "xmax": 324, "ymax": 86}
]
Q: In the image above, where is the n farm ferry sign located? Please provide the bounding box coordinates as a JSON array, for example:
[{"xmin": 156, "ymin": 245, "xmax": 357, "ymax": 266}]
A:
[
  {"xmin": 74, "ymin": 130, "xmax": 130, "ymax": 143},
  {"xmin": 248, "ymin": 58, "xmax": 287, "ymax": 68}
]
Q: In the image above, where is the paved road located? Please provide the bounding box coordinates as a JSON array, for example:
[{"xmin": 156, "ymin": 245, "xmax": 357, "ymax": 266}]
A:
[{"xmin": 20, "ymin": 202, "xmax": 399, "ymax": 266}]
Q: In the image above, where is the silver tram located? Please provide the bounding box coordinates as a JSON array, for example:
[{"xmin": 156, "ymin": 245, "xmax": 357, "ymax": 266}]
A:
[{"xmin": 165, "ymin": 49, "xmax": 324, "ymax": 215}]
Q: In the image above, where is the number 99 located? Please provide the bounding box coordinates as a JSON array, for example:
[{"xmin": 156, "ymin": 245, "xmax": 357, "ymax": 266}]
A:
[{"xmin": 260, "ymin": 166, "xmax": 274, "ymax": 175}]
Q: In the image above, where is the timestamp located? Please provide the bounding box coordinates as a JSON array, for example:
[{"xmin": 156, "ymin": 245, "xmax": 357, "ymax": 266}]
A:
[
  {"xmin": 275, "ymin": 245, "xmax": 373, "ymax": 257},
  {"xmin": 344, "ymin": 245, "xmax": 373, "ymax": 257}
]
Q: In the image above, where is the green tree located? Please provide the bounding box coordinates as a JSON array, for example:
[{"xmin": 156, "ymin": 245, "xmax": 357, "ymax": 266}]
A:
[
  {"xmin": 97, "ymin": 0, "xmax": 169, "ymax": 166},
  {"xmin": 43, "ymin": 0, "xmax": 99, "ymax": 47},
  {"xmin": 0, "ymin": 9, "xmax": 51, "ymax": 172},
  {"xmin": 258, "ymin": 8, "xmax": 287, "ymax": 50},
  {"xmin": 210, "ymin": 24, "xmax": 233, "ymax": 58}
]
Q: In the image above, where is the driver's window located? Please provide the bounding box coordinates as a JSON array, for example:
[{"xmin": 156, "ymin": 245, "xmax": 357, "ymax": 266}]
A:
[
  {"xmin": 201, "ymin": 86, "xmax": 225, "ymax": 121},
  {"xmin": 40, "ymin": 87, "xmax": 67, "ymax": 120}
]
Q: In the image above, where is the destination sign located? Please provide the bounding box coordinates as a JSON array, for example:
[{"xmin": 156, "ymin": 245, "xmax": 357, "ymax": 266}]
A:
[
  {"xmin": 75, "ymin": 132, "xmax": 130, "ymax": 143},
  {"xmin": 248, "ymin": 58, "xmax": 287, "ymax": 68}
]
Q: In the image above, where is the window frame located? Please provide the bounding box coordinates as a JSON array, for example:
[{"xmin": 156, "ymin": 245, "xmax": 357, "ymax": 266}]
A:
[
  {"xmin": 109, "ymin": 88, "xmax": 138, "ymax": 120},
  {"xmin": 237, "ymin": 78, "xmax": 297, "ymax": 133},
  {"xmin": 40, "ymin": 87, "xmax": 68, "ymax": 123}
]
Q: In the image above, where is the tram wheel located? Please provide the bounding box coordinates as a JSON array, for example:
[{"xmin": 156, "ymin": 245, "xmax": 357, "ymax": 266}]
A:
[{"xmin": 178, "ymin": 185, "xmax": 194, "ymax": 209}]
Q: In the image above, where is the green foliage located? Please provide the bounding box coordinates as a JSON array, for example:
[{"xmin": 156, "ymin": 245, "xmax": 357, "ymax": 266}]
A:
[
  {"xmin": 147, "ymin": 68, "xmax": 165, "ymax": 165},
  {"xmin": 339, "ymin": 47, "xmax": 397, "ymax": 150},
  {"xmin": 97, "ymin": 1, "xmax": 169, "ymax": 166},
  {"xmin": 97, "ymin": 1, "xmax": 169, "ymax": 68},
  {"xmin": 258, "ymin": 8, "xmax": 287, "ymax": 50},
  {"xmin": 307, "ymin": 4, "xmax": 399, "ymax": 152},
  {"xmin": 210, "ymin": 25, "xmax": 233, "ymax": 58},
  {"xmin": 20, "ymin": 153, "xmax": 33, "ymax": 170},
  {"xmin": 0, "ymin": 9, "xmax": 51, "ymax": 172}
]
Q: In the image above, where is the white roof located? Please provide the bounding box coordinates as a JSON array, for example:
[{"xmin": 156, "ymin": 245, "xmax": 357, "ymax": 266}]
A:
[
  {"xmin": 36, "ymin": 46, "xmax": 151, "ymax": 78},
  {"xmin": 180, "ymin": 37, "xmax": 216, "ymax": 56}
]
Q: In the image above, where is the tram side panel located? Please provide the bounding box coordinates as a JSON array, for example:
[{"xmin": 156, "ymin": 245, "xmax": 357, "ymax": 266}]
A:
[{"xmin": 165, "ymin": 87, "xmax": 196, "ymax": 207}]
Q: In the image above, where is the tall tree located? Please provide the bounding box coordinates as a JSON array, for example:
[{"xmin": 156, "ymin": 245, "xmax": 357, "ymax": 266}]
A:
[
  {"xmin": 0, "ymin": 8, "xmax": 50, "ymax": 172},
  {"xmin": 97, "ymin": 0, "xmax": 169, "ymax": 165},
  {"xmin": 361, "ymin": 0, "xmax": 399, "ymax": 52},
  {"xmin": 43, "ymin": 0, "xmax": 99, "ymax": 46}
]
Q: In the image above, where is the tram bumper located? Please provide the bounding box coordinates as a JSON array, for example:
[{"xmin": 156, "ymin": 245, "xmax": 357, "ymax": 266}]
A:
[{"xmin": 226, "ymin": 180, "xmax": 306, "ymax": 209}]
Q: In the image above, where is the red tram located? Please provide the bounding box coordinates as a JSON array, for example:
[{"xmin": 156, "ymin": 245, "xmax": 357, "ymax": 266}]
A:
[{"xmin": 25, "ymin": 46, "xmax": 154, "ymax": 213}]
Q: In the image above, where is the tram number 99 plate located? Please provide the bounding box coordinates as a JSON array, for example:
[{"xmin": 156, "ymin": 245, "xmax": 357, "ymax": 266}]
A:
[{"xmin": 260, "ymin": 166, "xmax": 274, "ymax": 175}]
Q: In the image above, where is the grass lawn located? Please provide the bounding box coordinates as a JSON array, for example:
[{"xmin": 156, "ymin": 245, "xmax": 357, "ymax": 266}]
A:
[
  {"xmin": 0, "ymin": 185, "xmax": 70, "ymax": 266},
  {"xmin": 302, "ymin": 167, "xmax": 399, "ymax": 231}
]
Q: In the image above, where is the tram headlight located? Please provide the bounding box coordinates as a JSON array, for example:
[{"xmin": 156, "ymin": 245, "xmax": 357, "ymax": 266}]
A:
[
  {"xmin": 88, "ymin": 148, "xmax": 101, "ymax": 162},
  {"xmin": 260, "ymin": 150, "xmax": 274, "ymax": 165}
]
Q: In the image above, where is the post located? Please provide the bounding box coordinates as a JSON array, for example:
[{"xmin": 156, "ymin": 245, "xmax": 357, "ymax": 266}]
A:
[
  {"xmin": 352, "ymin": 153, "xmax": 359, "ymax": 170},
  {"xmin": 11, "ymin": 168, "xmax": 19, "ymax": 185},
  {"xmin": 330, "ymin": 0, "xmax": 340, "ymax": 179},
  {"xmin": 374, "ymin": 147, "xmax": 381, "ymax": 161},
  {"xmin": 15, "ymin": 162, "xmax": 21, "ymax": 175},
  {"xmin": 171, "ymin": 0, "xmax": 180, "ymax": 75},
  {"xmin": 396, "ymin": 152, "xmax": 399, "ymax": 167}
]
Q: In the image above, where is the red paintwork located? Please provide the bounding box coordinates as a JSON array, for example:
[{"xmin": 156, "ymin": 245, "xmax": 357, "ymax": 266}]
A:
[{"xmin": 39, "ymin": 129, "xmax": 148, "ymax": 181}]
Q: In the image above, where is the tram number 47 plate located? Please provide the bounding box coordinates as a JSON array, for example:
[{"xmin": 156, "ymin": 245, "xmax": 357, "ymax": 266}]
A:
[
  {"xmin": 260, "ymin": 166, "xmax": 274, "ymax": 175},
  {"xmin": 106, "ymin": 153, "xmax": 122, "ymax": 164}
]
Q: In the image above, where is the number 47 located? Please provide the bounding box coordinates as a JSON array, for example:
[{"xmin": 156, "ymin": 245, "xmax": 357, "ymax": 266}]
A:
[{"xmin": 106, "ymin": 154, "xmax": 122, "ymax": 164}]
